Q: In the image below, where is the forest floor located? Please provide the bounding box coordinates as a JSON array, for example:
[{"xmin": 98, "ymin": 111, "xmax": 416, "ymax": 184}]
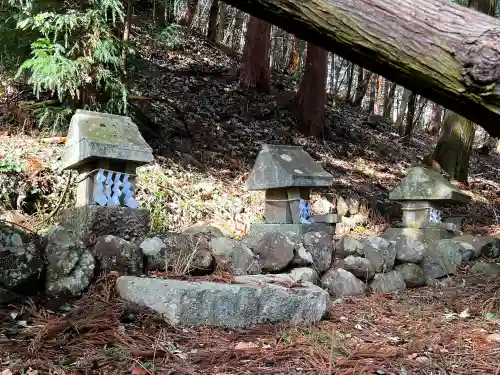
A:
[{"xmin": 0, "ymin": 25, "xmax": 499, "ymax": 374}]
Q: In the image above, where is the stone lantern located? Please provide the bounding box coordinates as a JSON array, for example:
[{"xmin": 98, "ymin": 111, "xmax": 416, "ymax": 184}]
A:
[
  {"xmin": 61, "ymin": 110, "xmax": 153, "ymax": 208},
  {"xmin": 245, "ymin": 144, "xmax": 341, "ymax": 237},
  {"xmin": 388, "ymin": 166, "xmax": 470, "ymax": 233}
]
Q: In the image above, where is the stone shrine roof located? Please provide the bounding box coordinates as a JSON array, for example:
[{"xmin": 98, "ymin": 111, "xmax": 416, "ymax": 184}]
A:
[
  {"xmin": 61, "ymin": 110, "xmax": 153, "ymax": 170},
  {"xmin": 245, "ymin": 144, "xmax": 333, "ymax": 191},
  {"xmin": 389, "ymin": 166, "xmax": 470, "ymax": 204}
]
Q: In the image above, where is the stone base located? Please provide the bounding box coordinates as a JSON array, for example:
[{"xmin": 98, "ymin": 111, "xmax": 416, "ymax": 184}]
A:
[
  {"xmin": 59, "ymin": 206, "xmax": 151, "ymax": 246},
  {"xmin": 248, "ymin": 223, "xmax": 334, "ymax": 238},
  {"xmin": 116, "ymin": 275, "xmax": 328, "ymax": 328},
  {"xmin": 381, "ymin": 227, "xmax": 454, "ymax": 245}
]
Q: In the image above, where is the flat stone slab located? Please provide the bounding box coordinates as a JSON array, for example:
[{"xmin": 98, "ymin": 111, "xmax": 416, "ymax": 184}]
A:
[
  {"xmin": 61, "ymin": 110, "xmax": 153, "ymax": 170},
  {"xmin": 248, "ymin": 223, "xmax": 334, "ymax": 238},
  {"xmin": 245, "ymin": 144, "xmax": 333, "ymax": 190},
  {"xmin": 389, "ymin": 166, "xmax": 470, "ymax": 204},
  {"xmin": 116, "ymin": 276, "xmax": 328, "ymax": 328}
]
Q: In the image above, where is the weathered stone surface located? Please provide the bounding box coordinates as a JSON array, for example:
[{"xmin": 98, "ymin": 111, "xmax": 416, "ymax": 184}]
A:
[
  {"xmin": 471, "ymin": 262, "xmax": 500, "ymax": 277},
  {"xmin": 210, "ymin": 237, "xmax": 261, "ymax": 275},
  {"xmin": 320, "ymin": 268, "xmax": 367, "ymax": 297},
  {"xmin": 453, "ymin": 235, "xmax": 500, "ymax": 259},
  {"xmin": 290, "ymin": 267, "xmax": 319, "ymax": 284},
  {"xmin": 335, "ymin": 236, "xmax": 364, "ymax": 258},
  {"xmin": 420, "ymin": 239, "xmax": 463, "ymax": 279},
  {"xmin": 362, "ymin": 236, "xmax": 396, "ymax": 273},
  {"xmin": 347, "ymin": 196, "xmax": 361, "ymax": 215},
  {"xmin": 59, "ymin": 206, "xmax": 151, "ymax": 246},
  {"xmin": 140, "ymin": 233, "xmax": 213, "ymax": 273},
  {"xmin": 245, "ymin": 144, "xmax": 333, "ymax": 191},
  {"xmin": 248, "ymin": 223, "xmax": 333, "ymax": 238},
  {"xmin": 0, "ymin": 225, "xmax": 43, "ymax": 291},
  {"xmin": 291, "ymin": 243, "xmax": 314, "ymax": 266},
  {"xmin": 61, "ymin": 110, "xmax": 153, "ymax": 170},
  {"xmin": 243, "ymin": 232, "xmax": 294, "ymax": 272},
  {"xmin": 92, "ymin": 235, "xmax": 143, "ymax": 275},
  {"xmin": 301, "ymin": 231, "xmax": 334, "ymax": 272},
  {"xmin": 382, "ymin": 227, "xmax": 454, "ymax": 246},
  {"xmin": 46, "ymin": 249, "xmax": 95, "ymax": 297},
  {"xmin": 383, "ymin": 230, "xmax": 428, "ymax": 264},
  {"xmin": 394, "ymin": 263, "xmax": 426, "ymax": 288},
  {"xmin": 336, "ymin": 196, "xmax": 349, "ymax": 217},
  {"xmin": 43, "ymin": 227, "xmax": 85, "ymax": 281},
  {"xmin": 370, "ymin": 271, "xmax": 406, "ymax": 293},
  {"xmin": 335, "ymin": 214, "xmax": 367, "ymax": 236},
  {"xmin": 182, "ymin": 225, "xmax": 224, "ymax": 238},
  {"xmin": 343, "ymin": 256, "xmax": 375, "ymax": 280},
  {"xmin": 116, "ymin": 275, "xmax": 328, "ymax": 328},
  {"xmin": 388, "ymin": 166, "xmax": 470, "ymax": 204}
]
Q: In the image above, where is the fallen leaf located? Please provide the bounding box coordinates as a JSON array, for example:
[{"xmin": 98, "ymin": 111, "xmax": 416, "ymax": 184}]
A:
[
  {"xmin": 486, "ymin": 333, "xmax": 500, "ymax": 343},
  {"xmin": 234, "ymin": 341, "xmax": 259, "ymax": 350},
  {"xmin": 130, "ymin": 367, "xmax": 147, "ymax": 375},
  {"xmin": 415, "ymin": 356, "xmax": 430, "ymax": 363}
]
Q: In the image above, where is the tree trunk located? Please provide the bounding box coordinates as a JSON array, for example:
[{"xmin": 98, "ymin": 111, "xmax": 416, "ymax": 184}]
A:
[
  {"xmin": 295, "ymin": 43, "xmax": 328, "ymax": 137},
  {"xmin": 374, "ymin": 75, "xmax": 383, "ymax": 115},
  {"xmin": 434, "ymin": 112, "xmax": 476, "ymax": 181},
  {"xmin": 230, "ymin": 10, "xmax": 246, "ymax": 51},
  {"xmin": 428, "ymin": 102, "xmax": 443, "ymax": 135},
  {"xmin": 121, "ymin": 0, "xmax": 133, "ymax": 74},
  {"xmin": 329, "ymin": 53, "xmax": 335, "ymax": 98},
  {"xmin": 344, "ymin": 62, "xmax": 354, "ymax": 102},
  {"xmin": 352, "ymin": 68, "xmax": 372, "ymax": 107},
  {"xmin": 383, "ymin": 81, "xmax": 397, "ymax": 118},
  {"xmin": 403, "ymin": 92, "xmax": 417, "ymax": 139},
  {"xmin": 368, "ymin": 74, "xmax": 376, "ymax": 114},
  {"xmin": 221, "ymin": 0, "xmax": 500, "ymax": 137},
  {"xmin": 432, "ymin": 0, "xmax": 495, "ymax": 182},
  {"xmin": 414, "ymin": 96, "xmax": 429, "ymax": 128},
  {"xmin": 207, "ymin": 0, "xmax": 220, "ymax": 42},
  {"xmin": 395, "ymin": 88, "xmax": 411, "ymax": 133},
  {"xmin": 179, "ymin": 0, "xmax": 199, "ymax": 27},
  {"xmin": 284, "ymin": 36, "xmax": 299, "ymax": 75},
  {"xmin": 239, "ymin": 17, "xmax": 272, "ymax": 93}
]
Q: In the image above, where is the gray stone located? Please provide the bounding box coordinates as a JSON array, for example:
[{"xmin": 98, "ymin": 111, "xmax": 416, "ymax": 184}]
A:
[
  {"xmin": 389, "ymin": 166, "xmax": 470, "ymax": 204},
  {"xmin": 394, "ymin": 263, "xmax": 426, "ymax": 288},
  {"xmin": 451, "ymin": 235, "xmax": 500, "ymax": 258},
  {"xmin": 92, "ymin": 235, "xmax": 143, "ymax": 275},
  {"xmin": 370, "ymin": 271, "xmax": 406, "ymax": 293},
  {"xmin": 43, "ymin": 227, "xmax": 86, "ymax": 281},
  {"xmin": 0, "ymin": 225, "xmax": 43, "ymax": 290},
  {"xmin": 46, "ymin": 249, "xmax": 95, "ymax": 297},
  {"xmin": 362, "ymin": 236, "xmax": 396, "ymax": 273},
  {"xmin": 245, "ymin": 144, "xmax": 333, "ymax": 191},
  {"xmin": 248, "ymin": 223, "xmax": 333, "ymax": 238},
  {"xmin": 290, "ymin": 267, "xmax": 319, "ymax": 284},
  {"xmin": 210, "ymin": 237, "xmax": 261, "ymax": 275},
  {"xmin": 59, "ymin": 206, "xmax": 151, "ymax": 246},
  {"xmin": 301, "ymin": 231, "xmax": 334, "ymax": 272},
  {"xmin": 61, "ymin": 110, "xmax": 153, "ymax": 171},
  {"xmin": 347, "ymin": 196, "xmax": 361, "ymax": 215},
  {"xmin": 335, "ymin": 214, "xmax": 367, "ymax": 236},
  {"xmin": 386, "ymin": 231, "xmax": 427, "ymax": 264},
  {"xmin": 420, "ymin": 239, "xmax": 464, "ymax": 278},
  {"xmin": 182, "ymin": 225, "xmax": 224, "ymax": 238},
  {"xmin": 243, "ymin": 232, "xmax": 294, "ymax": 272},
  {"xmin": 382, "ymin": 227, "xmax": 454, "ymax": 246},
  {"xmin": 343, "ymin": 256, "xmax": 375, "ymax": 280},
  {"xmin": 335, "ymin": 236, "xmax": 364, "ymax": 258},
  {"xmin": 471, "ymin": 262, "xmax": 500, "ymax": 277},
  {"xmin": 291, "ymin": 243, "xmax": 314, "ymax": 266},
  {"xmin": 336, "ymin": 196, "xmax": 349, "ymax": 217},
  {"xmin": 320, "ymin": 268, "xmax": 367, "ymax": 297},
  {"xmin": 140, "ymin": 233, "xmax": 213, "ymax": 273},
  {"xmin": 116, "ymin": 275, "xmax": 328, "ymax": 328}
]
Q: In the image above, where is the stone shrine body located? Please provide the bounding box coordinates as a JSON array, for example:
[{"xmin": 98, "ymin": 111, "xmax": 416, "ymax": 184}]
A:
[{"xmin": 245, "ymin": 144, "xmax": 341, "ymax": 237}]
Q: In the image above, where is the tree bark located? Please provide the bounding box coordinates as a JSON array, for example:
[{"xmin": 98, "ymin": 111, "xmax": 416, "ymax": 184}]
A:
[
  {"xmin": 221, "ymin": 0, "xmax": 500, "ymax": 137},
  {"xmin": 121, "ymin": 0, "xmax": 133, "ymax": 74},
  {"xmin": 344, "ymin": 62, "xmax": 354, "ymax": 102},
  {"xmin": 295, "ymin": 43, "xmax": 328, "ymax": 137},
  {"xmin": 352, "ymin": 68, "xmax": 372, "ymax": 107},
  {"xmin": 374, "ymin": 75, "xmax": 383, "ymax": 115},
  {"xmin": 239, "ymin": 16, "xmax": 272, "ymax": 93},
  {"xmin": 383, "ymin": 81, "xmax": 397, "ymax": 118},
  {"xmin": 207, "ymin": 0, "xmax": 220, "ymax": 42},
  {"xmin": 428, "ymin": 102, "xmax": 443, "ymax": 135},
  {"xmin": 403, "ymin": 92, "xmax": 417, "ymax": 139},
  {"xmin": 395, "ymin": 88, "xmax": 411, "ymax": 134},
  {"xmin": 368, "ymin": 74, "xmax": 376, "ymax": 114},
  {"xmin": 230, "ymin": 10, "xmax": 246, "ymax": 51},
  {"xmin": 179, "ymin": 0, "xmax": 199, "ymax": 27},
  {"xmin": 284, "ymin": 36, "xmax": 299, "ymax": 75}
]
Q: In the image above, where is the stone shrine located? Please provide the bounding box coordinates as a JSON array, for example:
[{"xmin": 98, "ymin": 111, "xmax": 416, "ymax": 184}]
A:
[
  {"xmin": 61, "ymin": 110, "xmax": 153, "ymax": 207},
  {"xmin": 245, "ymin": 144, "xmax": 341, "ymax": 237},
  {"xmin": 383, "ymin": 165, "xmax": 470, "ymax": 244}
]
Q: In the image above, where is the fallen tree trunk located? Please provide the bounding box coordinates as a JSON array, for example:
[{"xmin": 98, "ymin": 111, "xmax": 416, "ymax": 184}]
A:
[{"xmin": 221, "ymin": 0, "xmax": 500, "ymax": 137}]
